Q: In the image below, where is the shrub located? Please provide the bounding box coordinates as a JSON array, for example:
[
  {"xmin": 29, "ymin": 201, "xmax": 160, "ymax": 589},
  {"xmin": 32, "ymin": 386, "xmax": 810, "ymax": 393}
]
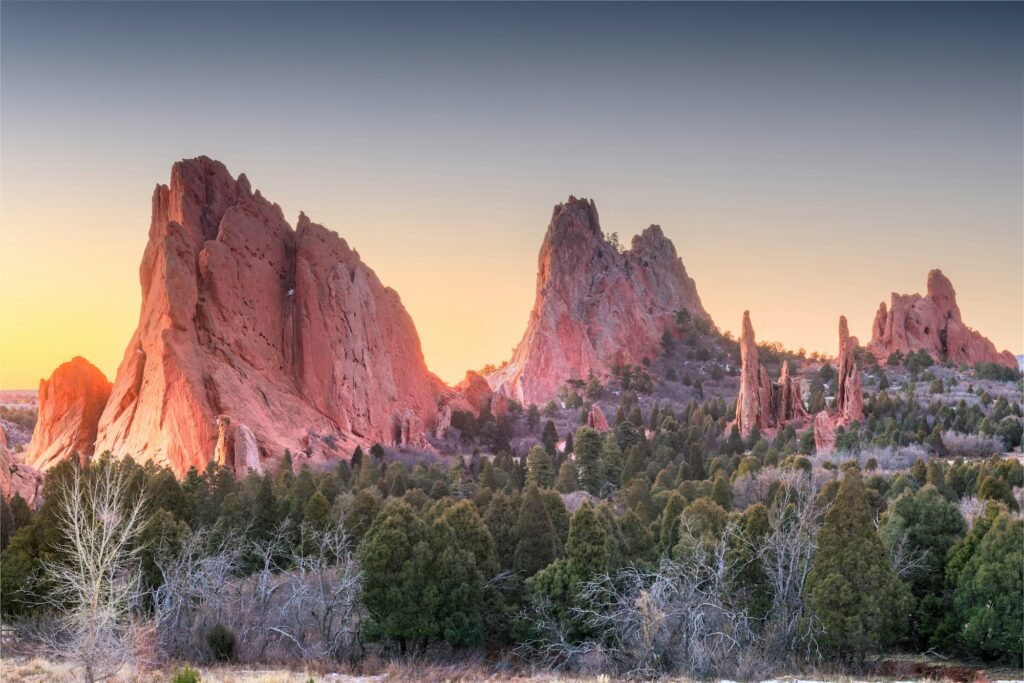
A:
[
  {"xmin": 206, "ymin": 623, "xmax": 236, "ymax": 662},
  {"xmin": 171, "ymin": 667, "xmax": 201, "ymax": 683},
  {"xmin": 975, "ymin": 361, "xmax": 1021, "ymax": 382}
]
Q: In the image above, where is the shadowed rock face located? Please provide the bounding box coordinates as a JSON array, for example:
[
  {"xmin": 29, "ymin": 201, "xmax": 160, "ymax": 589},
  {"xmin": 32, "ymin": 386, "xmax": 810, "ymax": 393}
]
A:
[
  {"xmin": 868, "ymin": 269, "xmax": 1016, "ymax": 369},
  {"xmin": 489, "ymin": 196, "xmax": 710, "ymax": 404},
  {"xmin": 87, "ymin": 157, "xmax": 448, "ymax": 476},
  {"xmin": 734, "ymin": 311, "xmax": 808, "ymax": 437},
  {"xmin": 25, "ymin": 357, "xmax": 111, "ymax": 471}
]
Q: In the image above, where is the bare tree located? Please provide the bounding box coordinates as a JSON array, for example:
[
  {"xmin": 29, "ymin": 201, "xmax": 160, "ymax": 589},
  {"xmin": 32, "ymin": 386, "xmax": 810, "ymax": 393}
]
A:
[
  {"xmin": 153, "ymin": 512, "xmax": 362, "ymax": 665},
  {"xmin": 43, "ymin": 463, "xmax": 149, "ymax": 682}
]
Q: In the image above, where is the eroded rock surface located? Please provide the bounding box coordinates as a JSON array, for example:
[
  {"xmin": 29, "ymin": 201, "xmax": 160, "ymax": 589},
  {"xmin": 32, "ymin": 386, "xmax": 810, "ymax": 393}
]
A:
[
  {"xmin": 24, "ymin": 357, "xmax": 111, "ymax": 471},
  {"xmin": 489, "ymin": 197, "xmax": 710, "ymax": 404},
  {"xmin": 88, "ymin": 157, "xmax": 448, "ymax": 476},
  {"xmin": 868, "ymin": 269, "xmax": 1016, "ymax": 369},
  {"xmin": 734, "ymin": 312, "xmax": 808, "ymax": 437}
]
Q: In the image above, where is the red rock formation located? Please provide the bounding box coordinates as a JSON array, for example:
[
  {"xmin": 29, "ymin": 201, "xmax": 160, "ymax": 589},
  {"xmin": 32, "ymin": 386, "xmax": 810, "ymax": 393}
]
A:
[
  {"xmin": 868, "ymin": 269, "xmax": 1016, "ymax": 369},
  {"xmin": 734, "ymin": 312, "xmax": 808, "ymax": 437},
  {"xmin": 24, "ymin": 357, "xmax": 111, "ymax": 471},
  {"xmin": 489, "ymin": 197, "xmax": 710, "ymax": 404},
  {"xmin": 456, "ymin": 371, "xmax": 493, "ymax": 415},
  {"xmin": 835, "ymin": 316, "xmax": 864, "ymax": 424},
  {"xmin": 813, "ymin": 410, "xmax": 837, "ymax": 453},
  {"xmin": 491, "ymin": 390, "xmax": 511, "ymax": 419},
  {"xmin": 1, "ymin": 426, "xmax": 43, "ymax": 506},
  {"xmin": 92, "ymin": 157, "xmax": 448, "ymax": 476},
  {"xmin": 587, "ymin": 404, "xmax": 611, "ymax": 432},
  {"xmin": 813, "ymin": 316, "xmax": 866, "ymax": 453}
]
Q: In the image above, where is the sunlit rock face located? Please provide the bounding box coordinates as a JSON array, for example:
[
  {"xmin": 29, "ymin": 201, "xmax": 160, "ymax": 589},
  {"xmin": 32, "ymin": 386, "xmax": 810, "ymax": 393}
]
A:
[
  {"xmin": 1, "ymin": 426, "xmax": 44, "ymax": 506},
  {"xmin": 92, "ymin": 157, "xmax": 448, "ymax": 476},
  {"xmin": 489, "ymin": 196, "xmax": 710, "ymax": 405},
  {"xmin": 24, "ymin": 357, "xmax": 111, "ymax": 471},
  {"xmin": 868, "ymin": 269, "xmax": 1016, "ymax": 369},
  {"xmin": 734, "ymin": 311, "xmax": 808, "ymax": 437}
]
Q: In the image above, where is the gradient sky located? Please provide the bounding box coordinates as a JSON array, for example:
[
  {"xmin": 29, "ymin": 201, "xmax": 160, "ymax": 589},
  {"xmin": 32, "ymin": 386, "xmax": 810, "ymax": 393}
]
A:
[{"xmin": 2, "ymin": 2, "xmax": 1022, "ymax": 389}]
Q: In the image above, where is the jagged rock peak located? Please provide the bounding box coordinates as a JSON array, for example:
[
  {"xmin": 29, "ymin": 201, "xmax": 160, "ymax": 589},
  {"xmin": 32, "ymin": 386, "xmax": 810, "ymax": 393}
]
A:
[
  {"xmin": 489, "ymin": 196, "xmax": 711, "ymax": 404},
  {"xmin": 867, "ymin": 269, "xmax": 1016, "ymax": 369},
  {"xmin": 85, "ymin": 156, "xmax": 447, "ymax": 477},
  {"xmin": 25, "ymin": 357, "xmax": 111, "ymax": 471}
]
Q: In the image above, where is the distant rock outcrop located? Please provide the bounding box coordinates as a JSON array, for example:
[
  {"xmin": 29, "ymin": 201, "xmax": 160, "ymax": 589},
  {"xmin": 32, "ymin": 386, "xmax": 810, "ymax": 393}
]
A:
[
  {"xmin": 587, "ymin": 404, "xmax": 611, "ymax": 432},
  {"xmin": 78, "ymin": 157, "xmax": 451, "ymax": 476},
  {"xmin": 1, "ymin": 426, "xmax": 43, "ymax": 506},
  {"xmin": 489, "ymin": 196, "xmax": 710, "ymax": 404},
  {"xmin": 814, "ymin": 316, "xmax": 866, "ymax": 453},
  {"xmin": 734, "ymin": 312, "xmax": 808, "ymax": 437},
  {"xmin": 868, "ymin": 269, "xmax": 1016, "ymax": 369},
  {"xmin": 24, "ymin": 357, "xmax": 111, "ymax": 471},
  {"xmin": 456, "ymin": 371, "xmax": 493, "ymax": 415}
]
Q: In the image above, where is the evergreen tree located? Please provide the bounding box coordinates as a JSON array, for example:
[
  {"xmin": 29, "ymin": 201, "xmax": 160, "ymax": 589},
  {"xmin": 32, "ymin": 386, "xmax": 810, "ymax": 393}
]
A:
[
  {"xmin": 711, "ymin": 473, "xmax": 733, "ymax": 511},
  {"xmin": 806, "ymin": 471, "xmax": 911, "ymax": 661},
  {"xmin": 555, "ymin": 460, "xmax": 579, "ymax": 493},
  {"xmin": 951, "ymin": 510, "xmax": 1022, "ymax": 664},
  {"xmin": 483, "ymin": 492, "xmax": 519, "ymax": 571},
  {"xmin": 541, "ymin": 420, "xmax": 559, "ymax": 455},
  {"xmin": 513, "ymin": 485, "xmax": 559, "ymax": 577},
  {"xmin": 421, "ymin": 518, "xmax": 486, "ymax": 647},
  {"xmin": 359, "ymin": 500, "xmax": 431, "ymax": 650},
  {"xmin": 441, "ymin": 500, "xmax": 498, "ymax": 577},
  {"xmin": 600, "ymin": 434, "xmax": 624, "ymax": 489},
  {"xmin": 542, "ymin": 489, "xmax": 570, "ymax": 553},
  {"xmin": 658, "ymin": 492, "xmax": 687, "ymax": 552},
  {"xmin": 574, "ymin": 427, "xmax": 603, "ymax": 494},
  {"xmin": 881, "ymin": 485, "xmax": 965, "ymax": 646},
  {"xmin": 526, "ymin": 446, "xmax": 555, "ymax": 488}
]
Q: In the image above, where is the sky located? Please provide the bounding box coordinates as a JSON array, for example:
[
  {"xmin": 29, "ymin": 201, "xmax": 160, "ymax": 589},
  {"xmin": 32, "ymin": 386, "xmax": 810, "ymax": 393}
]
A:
[{"xmin": 1, "ymin": 2, "xmax": 1022, "ymax": 389}]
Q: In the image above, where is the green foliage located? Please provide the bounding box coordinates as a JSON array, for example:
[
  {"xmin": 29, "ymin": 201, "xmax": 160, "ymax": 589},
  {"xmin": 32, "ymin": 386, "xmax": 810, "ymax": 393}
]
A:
[
  {"xmin": 807, "ymin": 472, "xmax": 911, "ymax": 661},
  {"xmin": 526, "ymin": 446, "xmax": 555, "ymax": 489},
  {"xmin": 513, "ymin": 485, "xmax": 559, "ymax": 577},
  {"xmin": 951, "ymin": 510, "xmax": 1023, "ymax": 664},
  {"xmin": 170, "ymin": 666, "xmax": 201, "ymax": 683},
  {"xmin": 574, "ymin": 427, "xmax": 603, "ymax": 494},
  {"xmin": 881, "ymin": 485, "xmax": 965, "ymax": 646},
  {"xmin": 206, "ymin": 623, "xmax": 236, "ymax": 662}
]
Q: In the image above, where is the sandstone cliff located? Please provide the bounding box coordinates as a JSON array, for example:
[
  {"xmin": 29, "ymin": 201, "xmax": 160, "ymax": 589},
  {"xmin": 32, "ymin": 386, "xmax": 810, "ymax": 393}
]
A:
[
  {"xmin": 82, "ymin": 157, "xmax": 449, "ymax": 476},
  {"xmin": 489, "ymin": 197, "xmax": 709, "ymax": 404},
  {"xmin": 24, "ymin": 357, "xmax": 111, "ymax": 471},
  {"xmin": 868, "ymin": 269, "xmax": 1016, "ymax": 369}
]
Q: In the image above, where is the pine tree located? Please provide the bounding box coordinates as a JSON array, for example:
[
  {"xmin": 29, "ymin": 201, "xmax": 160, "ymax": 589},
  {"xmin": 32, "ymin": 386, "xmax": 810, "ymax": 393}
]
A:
[
  {"xmin": 711, "ymin": 473, "xmax": 732, "ymax": 511},
  {"xmin": 658, "ymin": 492, "xmax": 687, "ymax": 552},
  {"xmin": 483, "ymin": 492, "xmax": 519, "ymax": 571},
  {"xmin": 541, "ymin": 420, "xmax": 559, "ymax": 455},
  {"xmin": 513, "ymin": 485, "xmax": 559, "ymax": 577},
  {"xmin": 422, "ymin": 518, "xmax": 485, "ymax": 647},
  {"xmin": 600, "ymin": 434, "xmax": 624, "ymax": 489},
  {"xmin": 574, "ymin": 427, "xmax": 603, "ymax": 495},
  {"xmin": 542, "ymin": 489, "xmax": 570, "ymax": 553},
  {"xmin": 441, "ymin": 500, "xmax": 498, "ymax": 577},
  {"xmin": 806, "ymin": 471, "xmax": 911, "ymax": 661},
  {"xmin": 881, "ymin": 484, "xmax": 965, "ymax": 647},
  {"xmin": 555, "ymin": 460, "xmax": 579, "ymax": 493},
  {"xmin": 951, "ymin": 509, "xmax": 1023, "ymax": 664},
  {"xmin": 359, "ymin": 500, "xmax": 431, "ymax": 650},
  {"xmin": 526, "ymin": 446, "xmax": 555, "ymax": 488}
]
